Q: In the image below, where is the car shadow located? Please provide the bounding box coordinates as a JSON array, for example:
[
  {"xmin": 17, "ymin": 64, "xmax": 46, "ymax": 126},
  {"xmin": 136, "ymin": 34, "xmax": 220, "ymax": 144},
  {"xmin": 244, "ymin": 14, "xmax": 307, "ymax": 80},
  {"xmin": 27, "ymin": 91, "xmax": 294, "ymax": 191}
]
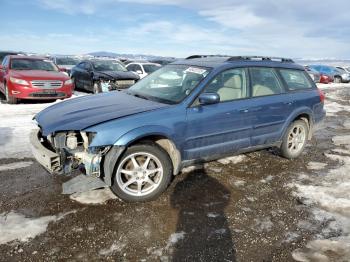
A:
[{"xmin": 170, "ymin": 167, "xmax": 236, "ymax": 261}]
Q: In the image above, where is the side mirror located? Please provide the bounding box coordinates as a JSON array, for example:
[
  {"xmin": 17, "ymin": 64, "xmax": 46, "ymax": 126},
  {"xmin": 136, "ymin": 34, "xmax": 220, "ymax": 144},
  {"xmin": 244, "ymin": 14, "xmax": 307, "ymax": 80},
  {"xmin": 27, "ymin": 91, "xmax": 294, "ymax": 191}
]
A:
[
  {"xmin": 136, "ymin": 70, "xmax": 143, "ymax": 75},
  {"xmin": 0, "ymin": 65, "xmax": 3, "ymax": 70},
  {"xmin": 198, "ymin": 92, "xmax": 220, "ymax": 105},
  {"xmin": 59, "ymin": 67, "xmax": 66, "ymax": 72}
]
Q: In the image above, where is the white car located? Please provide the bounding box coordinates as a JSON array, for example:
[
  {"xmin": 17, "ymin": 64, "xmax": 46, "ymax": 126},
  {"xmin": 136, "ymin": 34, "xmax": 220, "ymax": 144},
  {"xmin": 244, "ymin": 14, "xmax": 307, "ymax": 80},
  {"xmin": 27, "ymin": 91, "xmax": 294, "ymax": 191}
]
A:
[{"xmin": 126, "ymin": 62, "xmax": 161, "ymax": 79}]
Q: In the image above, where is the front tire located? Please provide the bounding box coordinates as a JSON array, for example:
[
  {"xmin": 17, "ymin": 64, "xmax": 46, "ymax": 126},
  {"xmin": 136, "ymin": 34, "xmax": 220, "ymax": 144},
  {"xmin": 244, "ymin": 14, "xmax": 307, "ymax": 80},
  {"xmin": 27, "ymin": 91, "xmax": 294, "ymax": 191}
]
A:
[
  {"xmin": 110, "ymin": 143, "xmax": 173, "ymax": 202},
  {"xmin": 280, "ymin": 120, "xmax": 309, "ymax": 159},
  {"xmin": 4, "ymin": 83, "xmax": 18, "ymax": 104},
  {"xmin": 93, "ymin": 82, "xmax": 101, "ymax": 94}
]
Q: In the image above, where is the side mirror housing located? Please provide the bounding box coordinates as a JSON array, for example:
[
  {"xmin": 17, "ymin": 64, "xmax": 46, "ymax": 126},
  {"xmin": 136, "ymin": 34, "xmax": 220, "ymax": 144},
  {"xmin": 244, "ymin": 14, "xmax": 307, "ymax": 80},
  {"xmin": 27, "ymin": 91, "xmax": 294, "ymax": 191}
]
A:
[
  {"xmin": 198, "ymin": 92, "xmax": 220, "ymax": 105},
  {"xmin": 0, "ymin": 65, "xmax": 3, "ymax": 70},
  {"xmin": 136, "ymin": 70, "xmax": 143, "ymax": 74}
]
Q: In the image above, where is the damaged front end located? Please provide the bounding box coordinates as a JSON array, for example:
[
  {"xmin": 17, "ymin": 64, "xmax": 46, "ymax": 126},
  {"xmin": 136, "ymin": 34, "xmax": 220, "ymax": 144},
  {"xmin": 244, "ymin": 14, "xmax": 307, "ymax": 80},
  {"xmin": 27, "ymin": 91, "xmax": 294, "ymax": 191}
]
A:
[{"xmin": 30, "ymin": 129, "xmax": 110, "ymax": 177}]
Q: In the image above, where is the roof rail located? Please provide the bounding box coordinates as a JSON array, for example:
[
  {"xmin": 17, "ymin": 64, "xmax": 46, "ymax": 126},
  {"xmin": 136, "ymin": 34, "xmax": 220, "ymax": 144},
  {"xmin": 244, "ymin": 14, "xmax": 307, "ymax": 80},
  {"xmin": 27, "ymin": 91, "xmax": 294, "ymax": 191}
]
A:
[
  {"xmin": 227, "ymin": 56, "xmax": 294, "ymax": 63},
  {"xmin": 185, "ymin": 55, "xmax": 228, "ymax": 60}
]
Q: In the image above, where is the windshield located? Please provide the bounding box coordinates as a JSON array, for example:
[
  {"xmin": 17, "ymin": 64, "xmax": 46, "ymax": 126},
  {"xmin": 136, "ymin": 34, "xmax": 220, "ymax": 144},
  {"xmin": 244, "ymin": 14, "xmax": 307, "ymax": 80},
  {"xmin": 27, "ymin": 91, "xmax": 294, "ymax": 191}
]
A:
[
  {"xmin": 93, "ymin": 60, "xmax": 127, "ymax": 72},
  {"xmin": 143, "ymin": 64, "xmax": 161, "ymax": 73},
  {"xmin": 128, "ymin": 64, "xmax": 210, "ymax": 104},
  {"xmin": 10, "ymin": 59, "xmax": 58, "ymax": 71},
  {"xmin": 56, "ymin": 57, "xmax": 79, "ymax": 65}
]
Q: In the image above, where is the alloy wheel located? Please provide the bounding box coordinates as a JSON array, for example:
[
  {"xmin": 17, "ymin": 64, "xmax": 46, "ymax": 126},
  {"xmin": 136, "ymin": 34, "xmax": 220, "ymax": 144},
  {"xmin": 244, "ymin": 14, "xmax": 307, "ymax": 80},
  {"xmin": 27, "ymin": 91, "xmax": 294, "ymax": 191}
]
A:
[
  {"xmin": 115, "ymin": 152, "xmax": 164, "ymax": 197},
  {"xmin": 287, "ymin": 124, "xmax": 306, "ymax": 154}
]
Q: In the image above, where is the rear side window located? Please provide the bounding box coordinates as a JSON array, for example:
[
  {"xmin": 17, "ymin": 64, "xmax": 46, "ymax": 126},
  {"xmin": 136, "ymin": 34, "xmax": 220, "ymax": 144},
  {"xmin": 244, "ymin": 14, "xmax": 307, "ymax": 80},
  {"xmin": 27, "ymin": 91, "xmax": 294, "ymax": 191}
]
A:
[
  {"xmin": 250, "ymin": 67, "xmax": 283, "ymax": 97},
  {"xmin": 279, "ymin": 69, "xmax": 313, "ymax": 90}
]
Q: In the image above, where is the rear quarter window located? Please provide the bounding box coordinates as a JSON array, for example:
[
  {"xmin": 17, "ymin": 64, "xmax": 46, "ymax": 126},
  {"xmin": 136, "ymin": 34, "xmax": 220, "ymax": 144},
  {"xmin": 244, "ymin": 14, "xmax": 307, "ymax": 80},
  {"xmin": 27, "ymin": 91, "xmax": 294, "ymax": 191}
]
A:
[{"xmin": 279, "ymin": 69, "xmax": 313, "ymax": 90}]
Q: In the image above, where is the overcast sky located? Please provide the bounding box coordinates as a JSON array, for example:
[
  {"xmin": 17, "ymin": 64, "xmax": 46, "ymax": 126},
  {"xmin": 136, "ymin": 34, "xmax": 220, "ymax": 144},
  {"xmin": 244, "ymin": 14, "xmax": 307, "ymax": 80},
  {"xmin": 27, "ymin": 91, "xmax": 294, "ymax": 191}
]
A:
[{"xmin": 1, "ymin": 0, "xmax": 349, "ymax": 58}]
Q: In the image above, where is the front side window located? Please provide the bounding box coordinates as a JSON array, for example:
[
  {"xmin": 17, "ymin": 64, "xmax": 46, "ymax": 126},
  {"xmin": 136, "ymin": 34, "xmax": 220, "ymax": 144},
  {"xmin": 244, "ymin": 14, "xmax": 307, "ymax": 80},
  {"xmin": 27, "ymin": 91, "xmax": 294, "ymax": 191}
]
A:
[
  {"xmin": 128, "ymin": 64, "xmax": 210, "ymax": 104},
  {"xmin": 143, "ymin": 64, "xmax": 161, "ymax": 73},
  {"xmin": 10, "ymin": 59, "xmax": 58, "ymax": 71},
  {"xmin": 204, "ymin": 68, "xmax": 248, "ymax": 102},
  {"xmin": 93, "ymin": 60, "xmax": 127, "ymax": 72},
  {"xmin": 84, "ymin": 62, "xmax": 92, "ymax": 71},
  {"xmin": 250, "ymin": 67, "xmax": 283, "ymax": 97},
  {"xmin": 133, "ymin": 64, "xmax": 142, "ymax": 72},
  {"xmin": 279, "ymin": 69, "xmax": 313, "ymax": 90},
  {"xmin": 56, "ymin": 57, "xmax": 79, "ymax": 65}
]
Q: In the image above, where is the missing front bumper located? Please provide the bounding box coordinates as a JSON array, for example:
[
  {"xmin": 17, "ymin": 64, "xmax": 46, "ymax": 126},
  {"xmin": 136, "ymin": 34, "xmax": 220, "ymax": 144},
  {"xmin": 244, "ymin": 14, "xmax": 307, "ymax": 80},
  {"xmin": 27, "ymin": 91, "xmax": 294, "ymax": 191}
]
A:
[{"xmin": 30, "ymin": 130, "xmax": 62, "ymax": 174}]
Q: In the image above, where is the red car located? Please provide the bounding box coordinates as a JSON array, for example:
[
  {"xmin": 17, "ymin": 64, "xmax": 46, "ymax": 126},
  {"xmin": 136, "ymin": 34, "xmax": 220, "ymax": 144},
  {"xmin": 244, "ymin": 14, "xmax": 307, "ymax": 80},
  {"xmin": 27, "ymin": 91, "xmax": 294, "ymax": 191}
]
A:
[
  {"xmin": 0, "ymin": 55, "xmax": 73, "ymax": 104},
  {"xmin": 320, "ymin": 74, "xmax": 332, "ymax": 84}
]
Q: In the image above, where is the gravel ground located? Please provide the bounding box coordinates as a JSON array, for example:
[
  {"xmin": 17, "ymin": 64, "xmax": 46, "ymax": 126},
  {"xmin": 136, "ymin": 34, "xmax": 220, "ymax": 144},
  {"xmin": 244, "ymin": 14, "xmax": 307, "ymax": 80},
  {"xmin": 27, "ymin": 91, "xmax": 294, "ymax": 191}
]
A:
[{"xmin": 0, "ymin": 85, "xmax": 349, "ymax": 261}]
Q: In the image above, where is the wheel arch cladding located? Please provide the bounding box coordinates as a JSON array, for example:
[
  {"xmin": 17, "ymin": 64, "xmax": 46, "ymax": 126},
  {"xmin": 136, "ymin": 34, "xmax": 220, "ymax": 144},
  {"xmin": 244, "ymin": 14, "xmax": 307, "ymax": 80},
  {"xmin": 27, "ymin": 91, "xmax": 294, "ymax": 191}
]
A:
[
  {"xmin": 281, "ymin": 108, "xmax": 313, "ymax": 141},
  {"xmin": 103, "ymin": 128, "xmax": 181, "ymax": 186}
]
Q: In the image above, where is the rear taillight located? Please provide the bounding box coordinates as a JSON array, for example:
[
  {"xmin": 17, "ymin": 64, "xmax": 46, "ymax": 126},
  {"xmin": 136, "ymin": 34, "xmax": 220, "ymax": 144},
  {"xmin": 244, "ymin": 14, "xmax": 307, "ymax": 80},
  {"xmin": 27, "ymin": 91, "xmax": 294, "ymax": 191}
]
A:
[{"xmin": 318, "ymin": 88, "xmax": 325, "ymax": 103}]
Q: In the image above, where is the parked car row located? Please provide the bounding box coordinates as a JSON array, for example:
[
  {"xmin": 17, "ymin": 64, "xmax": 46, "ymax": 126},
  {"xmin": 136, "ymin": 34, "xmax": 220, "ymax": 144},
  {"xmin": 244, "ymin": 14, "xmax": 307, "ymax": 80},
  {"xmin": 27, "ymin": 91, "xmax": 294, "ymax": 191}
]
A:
[
  {"xmin": 0, "ymin": 51, "xmax": 168, "ymax": 102},
  {"xmin": 307, "ymin": 64, "xmax": 350, "ymax": 84}
]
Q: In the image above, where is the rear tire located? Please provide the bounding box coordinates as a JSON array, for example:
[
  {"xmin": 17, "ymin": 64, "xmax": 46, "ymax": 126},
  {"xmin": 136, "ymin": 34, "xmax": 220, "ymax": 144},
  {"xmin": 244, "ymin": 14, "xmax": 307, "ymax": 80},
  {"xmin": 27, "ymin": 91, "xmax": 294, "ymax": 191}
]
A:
[
  {"xmin": 110, "ymin": 143, "xmax": 173, "ymax": 202},
  {"xmin": 334, "ymin": 76, "xmax": 342, "ymax": 83},
  {"xmin": 4, "ymin": 83, "xmax": 18, "ymax": 104},
  {"xmin": 280, "ymin": 120, "xmax": 309, "ymax": 159}
]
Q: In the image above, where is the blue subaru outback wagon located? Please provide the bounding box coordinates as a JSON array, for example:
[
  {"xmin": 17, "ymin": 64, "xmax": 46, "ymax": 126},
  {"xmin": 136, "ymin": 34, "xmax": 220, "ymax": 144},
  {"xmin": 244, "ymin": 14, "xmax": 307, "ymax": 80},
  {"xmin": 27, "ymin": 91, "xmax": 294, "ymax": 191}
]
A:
[{"xmin": 31, "ymin": 55, "xmax": 325, "ymax": 202}]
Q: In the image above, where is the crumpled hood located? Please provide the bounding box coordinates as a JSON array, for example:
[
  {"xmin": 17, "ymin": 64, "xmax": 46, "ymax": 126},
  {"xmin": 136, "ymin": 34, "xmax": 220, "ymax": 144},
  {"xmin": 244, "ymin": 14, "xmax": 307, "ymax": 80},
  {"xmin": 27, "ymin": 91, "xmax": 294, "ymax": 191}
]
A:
[
  {"xmin": 35, "ymin": 91, "xmax": 169, "ymax": 136},
  {"xmin": 98, "ymin": 71, "xmax": 139, "ymax": 80}
]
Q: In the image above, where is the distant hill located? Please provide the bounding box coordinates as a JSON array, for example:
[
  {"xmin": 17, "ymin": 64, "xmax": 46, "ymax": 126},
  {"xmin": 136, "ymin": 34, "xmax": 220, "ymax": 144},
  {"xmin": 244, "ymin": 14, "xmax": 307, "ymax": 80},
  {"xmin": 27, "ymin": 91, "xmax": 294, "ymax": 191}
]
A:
[{"xmin": 86, "ymin": 51, "xmax": 176, "ymax": 61}]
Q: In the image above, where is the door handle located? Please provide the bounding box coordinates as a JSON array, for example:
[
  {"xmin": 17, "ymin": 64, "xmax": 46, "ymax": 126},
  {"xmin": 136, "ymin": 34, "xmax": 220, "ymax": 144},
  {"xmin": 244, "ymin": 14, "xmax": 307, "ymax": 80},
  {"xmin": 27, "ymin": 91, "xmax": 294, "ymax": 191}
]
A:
[
  {"xmin": 284, "ymin": 101, "xmax": 294, "ymax": 105},
  {"xmin": 240, "ymin": 109, "xmax": 249, "ymax": 113}
]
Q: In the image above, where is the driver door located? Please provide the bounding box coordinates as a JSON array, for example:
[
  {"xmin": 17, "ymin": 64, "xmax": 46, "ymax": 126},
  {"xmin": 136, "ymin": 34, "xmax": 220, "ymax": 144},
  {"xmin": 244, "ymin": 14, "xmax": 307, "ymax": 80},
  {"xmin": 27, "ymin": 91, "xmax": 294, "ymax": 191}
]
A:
[{"xmin": 184, "ymin": 68, "xmax": 252, "ymax": 161}]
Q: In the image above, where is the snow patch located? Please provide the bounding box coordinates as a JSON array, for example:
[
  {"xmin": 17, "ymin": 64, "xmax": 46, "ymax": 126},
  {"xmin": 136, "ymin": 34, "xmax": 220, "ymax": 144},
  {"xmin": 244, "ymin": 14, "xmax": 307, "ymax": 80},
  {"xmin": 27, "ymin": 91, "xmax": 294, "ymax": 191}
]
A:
[
  {"xmin": 232, "ymin": 179, "xmax": 245, "ymax": 187},
  {"xmin": 324, "ymin": 101, "xmax": 350, "ymax": 116},
  {"xmin": 207, "ymin": 213, "xmax": 220, "ymax": 218},
  {"xmin": 292, "ymin": 130, "xmax": 350, "ymax": 261},
  {"xmin": 0, "ymin": 161, "xmax": 33, "ymax": 172},
  {"xmin": 70, "ymin": 188, "xmax": 117, "ymax": 204},
  {"xmin": 260, "ymin": 175, "xmax": 274, "ymax": 183},
  {"xmin": 0, "ymin": 210, "xmax": 75, "ymax": 244},
  {"xmin": 253, "ymin": 217, "xmax": 273, "ymax": 232},
  {"xmin": 217, "ymin": 155, "xmax": 246, "ymax": 165},
  {"xmin": 307, "ymin": 161, "xmax": 327, "ymax": 171},
  {"xmin": 99, "ymin": 242, "xmax": 126, "ymax": 256},
  {"xmin": 181, "ymin": 165, "xmax": 203, "ymax": 173},
  {"xmin": 0, "ymin": 92, "xmax": 85, "ymax": 159},
  {"xmin": 165, "ymin": 231, "xmax": 186, "ymax": 249}
]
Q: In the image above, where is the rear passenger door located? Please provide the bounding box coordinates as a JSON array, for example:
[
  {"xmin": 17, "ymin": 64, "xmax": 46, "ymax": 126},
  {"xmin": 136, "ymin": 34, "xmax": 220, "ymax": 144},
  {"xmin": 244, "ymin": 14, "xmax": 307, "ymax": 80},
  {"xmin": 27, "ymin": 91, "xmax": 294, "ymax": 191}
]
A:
[{"xmin": 248, "ymin": 67, "xmax": 295, "ymax": 146}]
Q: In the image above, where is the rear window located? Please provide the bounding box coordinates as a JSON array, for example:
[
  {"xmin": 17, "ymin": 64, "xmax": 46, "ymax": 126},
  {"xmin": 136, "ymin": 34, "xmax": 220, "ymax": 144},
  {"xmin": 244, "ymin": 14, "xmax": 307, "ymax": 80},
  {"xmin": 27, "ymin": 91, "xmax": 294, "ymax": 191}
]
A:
[{"xmin": 279, "ymin": 69, "xmax": 313, "ymax": 90}]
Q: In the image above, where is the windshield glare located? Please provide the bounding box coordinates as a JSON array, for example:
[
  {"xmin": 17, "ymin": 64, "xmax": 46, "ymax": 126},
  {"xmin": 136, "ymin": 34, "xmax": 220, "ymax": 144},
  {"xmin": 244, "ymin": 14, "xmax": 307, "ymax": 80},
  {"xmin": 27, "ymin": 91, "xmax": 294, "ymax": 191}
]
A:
[
  {"xmin": 128, "ymin": 65, "xmax": 210, "ymax": 104},
  {"xmin": 93, "ymin": 60, "xmax": 127, "ymax": 72},
  {"xmin": 56, "ymin": 57, "xmax": 79, "ymax": 65},
  {"xmin": 10, "ymin": 59, "xmax": 58, "ymax": 71}
]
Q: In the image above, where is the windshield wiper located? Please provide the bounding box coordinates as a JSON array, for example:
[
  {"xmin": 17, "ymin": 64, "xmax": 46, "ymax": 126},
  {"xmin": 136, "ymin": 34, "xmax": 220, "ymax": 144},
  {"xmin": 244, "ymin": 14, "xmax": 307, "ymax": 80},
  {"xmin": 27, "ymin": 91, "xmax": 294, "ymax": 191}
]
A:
[{"xmin": 133, "ymin": 93, "xmax": 149, "ymax": 100}]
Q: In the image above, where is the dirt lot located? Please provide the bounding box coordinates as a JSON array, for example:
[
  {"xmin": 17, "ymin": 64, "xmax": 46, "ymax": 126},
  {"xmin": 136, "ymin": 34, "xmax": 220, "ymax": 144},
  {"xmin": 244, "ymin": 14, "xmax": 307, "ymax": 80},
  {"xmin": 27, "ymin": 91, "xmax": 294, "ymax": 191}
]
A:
[{"xmin": 0, "ymin": 85, "xmax": 349, "ymax": 262}]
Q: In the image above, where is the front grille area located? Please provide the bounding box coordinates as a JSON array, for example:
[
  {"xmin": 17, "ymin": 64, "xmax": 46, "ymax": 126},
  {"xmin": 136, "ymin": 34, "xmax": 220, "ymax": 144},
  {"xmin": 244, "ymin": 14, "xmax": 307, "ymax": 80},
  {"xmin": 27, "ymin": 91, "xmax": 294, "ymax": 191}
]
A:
[
  {"xmin": 115, "ymin": 80, "xmax": 135, "ymax": 87},
  {"xmin": 29, "ymin": 92, "xmax": 66, "ymax": 98},
  {"xmin": 31, "ymin": 80, "xmax": 63, "ymax": 89}
]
